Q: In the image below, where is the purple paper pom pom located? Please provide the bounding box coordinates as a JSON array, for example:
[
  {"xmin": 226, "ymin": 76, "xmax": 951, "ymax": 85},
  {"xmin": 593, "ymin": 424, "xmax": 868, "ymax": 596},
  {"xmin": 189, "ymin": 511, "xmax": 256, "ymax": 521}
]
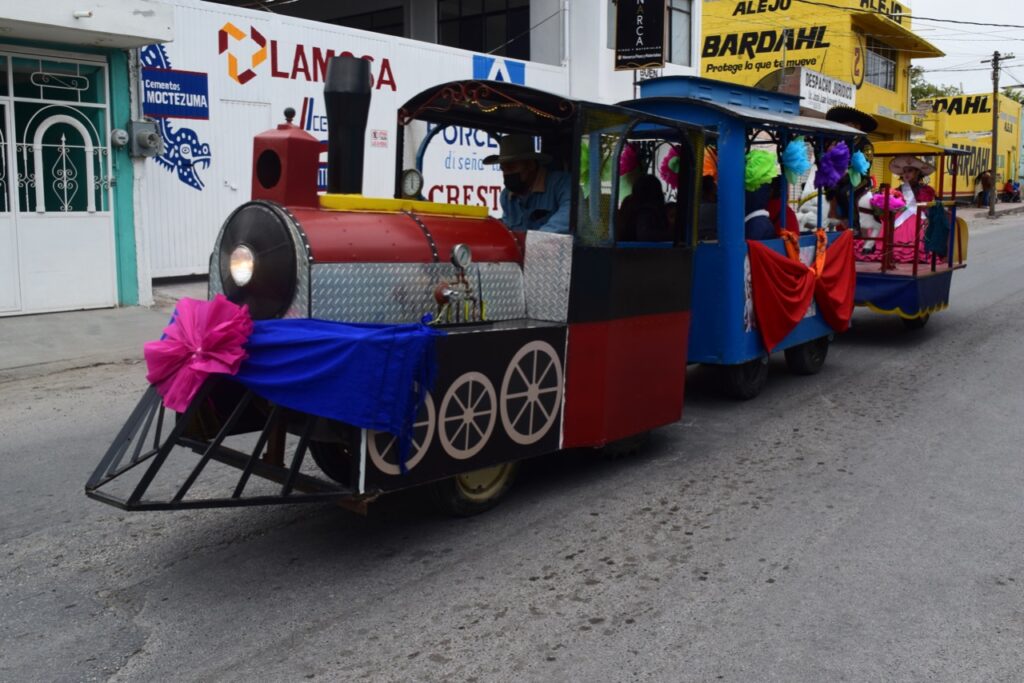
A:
[{"xmin": 814, "ymin": 141, "xmax": 850, "ymax": 190}]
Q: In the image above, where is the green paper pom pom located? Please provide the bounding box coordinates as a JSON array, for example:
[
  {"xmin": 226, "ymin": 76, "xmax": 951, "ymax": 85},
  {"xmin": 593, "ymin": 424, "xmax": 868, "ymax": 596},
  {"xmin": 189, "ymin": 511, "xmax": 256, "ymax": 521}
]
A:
[{"xmin": 745, "ymin": 149, "xmax": 779, "ymax": 192}]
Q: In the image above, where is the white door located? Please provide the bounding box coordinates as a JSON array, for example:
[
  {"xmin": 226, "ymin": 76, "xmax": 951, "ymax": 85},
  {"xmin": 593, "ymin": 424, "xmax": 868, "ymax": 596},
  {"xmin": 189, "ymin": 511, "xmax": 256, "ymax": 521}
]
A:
[
  {"xmin": 216, "ymin": 99, "xmax": 272, "ymax": 227},
  {"xmin": 1, "ymin": 53, "xmax": 116, "ymax": 316},
  {"xmin": 0, "ymin": 101, "xmax": 20, "ymax": 312}
]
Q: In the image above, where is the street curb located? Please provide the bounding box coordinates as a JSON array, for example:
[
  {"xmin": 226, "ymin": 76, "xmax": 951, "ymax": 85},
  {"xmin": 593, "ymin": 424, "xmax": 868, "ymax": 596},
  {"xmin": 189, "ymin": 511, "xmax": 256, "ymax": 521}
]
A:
[
  {"xmin": 983, "ymin": 205, "xmax": 1024, "ymax": 219},
  {"xmin": 0, "ymin": 353, "xmax": 145, "ymax": 385}
]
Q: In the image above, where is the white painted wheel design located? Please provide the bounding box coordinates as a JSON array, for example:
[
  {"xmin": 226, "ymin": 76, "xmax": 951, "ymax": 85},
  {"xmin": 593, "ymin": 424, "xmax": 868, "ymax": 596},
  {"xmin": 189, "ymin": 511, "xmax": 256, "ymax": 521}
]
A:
[
  {"xmin": 368, "ymin": 392, "xmax": 435, "ymax": 476},
  {"xmin": 439, "ymin": 372, "xmax": 497, "ymax": 460},
  {"xmin": 500, "ymin": 341, "xmax": 563, "ymax": 445}
]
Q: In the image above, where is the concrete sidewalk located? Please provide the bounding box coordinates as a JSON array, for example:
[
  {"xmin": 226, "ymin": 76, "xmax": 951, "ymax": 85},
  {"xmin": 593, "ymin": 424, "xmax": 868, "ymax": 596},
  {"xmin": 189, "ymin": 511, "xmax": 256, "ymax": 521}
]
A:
[
  {"xmin": 0, "ymin": 278, "xmax": 206, "ymax": 384},
  {"xmin": 958, "ymin": 202, "xmax": 1024, "ymax": 221}
]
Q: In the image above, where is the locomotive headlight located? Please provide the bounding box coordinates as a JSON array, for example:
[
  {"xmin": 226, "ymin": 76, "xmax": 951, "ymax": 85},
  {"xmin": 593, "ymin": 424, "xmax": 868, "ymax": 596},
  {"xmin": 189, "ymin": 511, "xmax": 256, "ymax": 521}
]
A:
[
  {"xmin": 229, "ymin": 245, "xmax": 255, "ymax": 286},
  {"xmin": 217, "ymin": 202, "xmax": 298, "ymax": 320}
]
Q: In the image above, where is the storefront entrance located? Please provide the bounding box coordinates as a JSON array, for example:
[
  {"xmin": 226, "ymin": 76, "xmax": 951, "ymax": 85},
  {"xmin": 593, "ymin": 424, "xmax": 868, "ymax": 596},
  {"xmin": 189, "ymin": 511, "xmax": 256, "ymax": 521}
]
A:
[{"xmin": 0, "ymin": 50, "xmax": 116, "ymax": 316}]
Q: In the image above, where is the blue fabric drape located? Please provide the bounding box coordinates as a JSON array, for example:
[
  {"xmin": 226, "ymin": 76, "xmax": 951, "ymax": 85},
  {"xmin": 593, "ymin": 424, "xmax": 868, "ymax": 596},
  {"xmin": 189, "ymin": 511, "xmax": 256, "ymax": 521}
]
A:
[{"xmin": 233, "ymin": 319, "xmax": 443, "ymax": 471}]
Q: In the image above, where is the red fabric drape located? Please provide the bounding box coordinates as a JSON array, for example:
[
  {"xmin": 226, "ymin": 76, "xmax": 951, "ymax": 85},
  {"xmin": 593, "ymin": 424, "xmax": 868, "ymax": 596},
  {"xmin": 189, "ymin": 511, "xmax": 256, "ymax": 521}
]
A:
[
  {"xmin": 747, "ymin": 240, "xmax": 816, "ymax": 352},
  {"xmin": 813, "ymin": 230, "xmax": 855, "ymax": 333},
  {"xmin": 746, "ymin": 231, "xmax": 856, "ymax": 352}
]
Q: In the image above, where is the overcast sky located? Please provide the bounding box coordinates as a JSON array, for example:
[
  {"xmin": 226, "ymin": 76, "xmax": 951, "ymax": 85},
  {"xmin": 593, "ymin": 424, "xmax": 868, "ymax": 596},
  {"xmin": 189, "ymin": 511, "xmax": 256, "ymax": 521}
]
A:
[{"xmin": 910, "ymin": 0, "xmax": 1019, "ymax": 95}]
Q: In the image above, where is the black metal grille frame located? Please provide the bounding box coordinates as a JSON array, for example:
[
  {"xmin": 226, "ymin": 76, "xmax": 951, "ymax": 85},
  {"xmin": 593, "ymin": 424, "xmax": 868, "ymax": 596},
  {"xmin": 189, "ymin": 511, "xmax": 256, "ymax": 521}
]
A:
[{"xmin": 85, "ymin": 380, "xmax": 367, "ymax": 511}]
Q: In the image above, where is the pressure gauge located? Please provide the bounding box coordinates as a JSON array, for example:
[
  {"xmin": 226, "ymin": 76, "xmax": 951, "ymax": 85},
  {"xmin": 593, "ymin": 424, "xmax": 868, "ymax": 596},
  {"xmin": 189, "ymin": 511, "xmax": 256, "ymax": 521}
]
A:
[
  {"xmin": 400, "ymin": 168, "xmax": 423, "ymax": 198},
  {"xmin": 451, "ymin": 243, "xmax": 472, "ymax": 270}
]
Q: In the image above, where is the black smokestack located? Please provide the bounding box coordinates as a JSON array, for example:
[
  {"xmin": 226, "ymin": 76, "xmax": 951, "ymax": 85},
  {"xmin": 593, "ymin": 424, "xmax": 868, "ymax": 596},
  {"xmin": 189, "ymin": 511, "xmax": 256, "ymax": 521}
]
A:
[{"xmin": 324, "ymin": 55, "xmax": 371, "ymax": 195}]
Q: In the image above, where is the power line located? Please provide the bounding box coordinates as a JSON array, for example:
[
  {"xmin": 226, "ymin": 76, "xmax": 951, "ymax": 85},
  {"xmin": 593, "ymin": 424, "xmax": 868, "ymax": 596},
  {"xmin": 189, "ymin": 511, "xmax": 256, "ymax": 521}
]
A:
[
  {"xmin": 791, "ymin": 0, "xmax": 1024, "ymax": 29},
  {"xmin": 485, "ymin": 9, "xmax": 560, "ymax": 56},
  {"xmin": 921, "ymin": 63, "xmax": 1020, "ymax": 73}
]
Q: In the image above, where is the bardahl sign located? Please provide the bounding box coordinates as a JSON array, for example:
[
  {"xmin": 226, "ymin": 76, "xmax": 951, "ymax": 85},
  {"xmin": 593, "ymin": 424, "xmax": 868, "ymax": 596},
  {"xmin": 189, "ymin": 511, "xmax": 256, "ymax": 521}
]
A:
[{"xmin": 615, "ymin": 0, "xmax": 666, "ymax": 70}]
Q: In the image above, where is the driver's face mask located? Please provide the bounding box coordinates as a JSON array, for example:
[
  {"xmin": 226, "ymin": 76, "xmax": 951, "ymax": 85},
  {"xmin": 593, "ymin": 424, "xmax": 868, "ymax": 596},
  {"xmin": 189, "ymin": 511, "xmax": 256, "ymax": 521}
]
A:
[{"xmin": 503, "ymin": 172, "xmax": 530, "ymax": 195}]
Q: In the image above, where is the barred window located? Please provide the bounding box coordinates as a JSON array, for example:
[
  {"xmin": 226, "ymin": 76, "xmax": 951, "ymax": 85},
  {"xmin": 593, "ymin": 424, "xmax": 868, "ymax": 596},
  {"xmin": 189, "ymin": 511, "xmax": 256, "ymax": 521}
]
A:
[
  {"xmin": 669, "ymin": 0, "xmax": 692, "ymax": 66},
  {"xmin": 866, "ymin": 37, "xmax": 896, "ymax": 91}
]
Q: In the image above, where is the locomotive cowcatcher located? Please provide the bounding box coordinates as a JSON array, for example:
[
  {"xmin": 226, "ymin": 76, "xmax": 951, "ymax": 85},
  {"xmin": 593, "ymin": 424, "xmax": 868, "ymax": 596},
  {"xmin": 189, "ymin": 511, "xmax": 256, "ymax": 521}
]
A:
[{"xmin": 86, "ymin": 56, "xmax": 705, "ymax": 515}]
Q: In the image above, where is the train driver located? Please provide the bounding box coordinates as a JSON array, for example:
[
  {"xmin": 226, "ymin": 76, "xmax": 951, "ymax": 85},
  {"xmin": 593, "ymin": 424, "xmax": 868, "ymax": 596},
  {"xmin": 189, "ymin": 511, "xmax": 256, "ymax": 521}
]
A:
[{"xmin": 485, "ymin": 134, "xmax": 571, "ymax": 234}]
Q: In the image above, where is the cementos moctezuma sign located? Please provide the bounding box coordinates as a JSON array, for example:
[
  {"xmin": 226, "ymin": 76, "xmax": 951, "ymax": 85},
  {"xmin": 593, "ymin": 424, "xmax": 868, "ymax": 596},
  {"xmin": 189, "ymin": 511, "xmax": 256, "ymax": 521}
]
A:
[{"xmin": 142, "ymin": 67, "xmax": 210, "ymax": 120}]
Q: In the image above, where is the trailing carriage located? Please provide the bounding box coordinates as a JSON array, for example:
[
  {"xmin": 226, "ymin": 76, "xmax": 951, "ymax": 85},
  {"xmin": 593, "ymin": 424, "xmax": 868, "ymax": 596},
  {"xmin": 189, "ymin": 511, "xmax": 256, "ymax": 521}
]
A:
[
  {"xmin": 850, "ymin": 140, "xmax": 969, "ymax": 330},
  {"xmin": 85, "ymin": 57, "xmax": 705, "ymax": 515},
  {"xmin": 623, "ymin": 77, "xmax": 862, "ymax": 399}
]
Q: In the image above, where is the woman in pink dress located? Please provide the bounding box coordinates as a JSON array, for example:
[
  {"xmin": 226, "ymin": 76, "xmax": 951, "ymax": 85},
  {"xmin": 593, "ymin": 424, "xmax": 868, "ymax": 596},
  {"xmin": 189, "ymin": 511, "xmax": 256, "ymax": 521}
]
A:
[{"xmin": 857, "ymin": 155, "xmax": 935, "ymax": 263}]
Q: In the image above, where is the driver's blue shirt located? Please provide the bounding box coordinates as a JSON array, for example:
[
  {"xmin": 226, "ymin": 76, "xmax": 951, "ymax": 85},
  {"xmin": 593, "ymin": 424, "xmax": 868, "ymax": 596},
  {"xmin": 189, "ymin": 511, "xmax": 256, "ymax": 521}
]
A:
[{"xmin": 499, "ymin": 169, "xmax": 571, "ymax": 234}]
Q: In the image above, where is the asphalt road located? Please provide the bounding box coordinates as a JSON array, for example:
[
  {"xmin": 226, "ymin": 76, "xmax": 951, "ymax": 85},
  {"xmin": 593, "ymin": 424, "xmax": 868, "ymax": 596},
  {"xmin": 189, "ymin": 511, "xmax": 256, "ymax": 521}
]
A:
[{"xmin": 2, "ymin": 217, "xmax": 1023, "ymax": 682}]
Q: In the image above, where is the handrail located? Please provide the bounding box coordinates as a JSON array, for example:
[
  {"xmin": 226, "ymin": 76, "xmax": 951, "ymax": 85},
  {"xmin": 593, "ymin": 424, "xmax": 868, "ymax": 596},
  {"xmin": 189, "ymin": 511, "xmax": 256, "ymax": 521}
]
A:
[{"xmin": 853, "ymin": 202, "xmax": 966, "ymax": 273}]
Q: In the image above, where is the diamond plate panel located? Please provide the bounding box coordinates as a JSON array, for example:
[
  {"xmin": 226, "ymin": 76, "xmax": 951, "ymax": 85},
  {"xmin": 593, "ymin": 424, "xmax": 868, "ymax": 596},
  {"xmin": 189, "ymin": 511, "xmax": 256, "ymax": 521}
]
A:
[
  {"xmin": 523, "ymin": 231, "xmax": 574, "ymax": 322},
  {"xmin": 311, "ymin": 262, "xmax": 525, "ymax": 323},
  {"xmin": 208, "ymin": 252, "xmax": 222, "ymax": 297}
]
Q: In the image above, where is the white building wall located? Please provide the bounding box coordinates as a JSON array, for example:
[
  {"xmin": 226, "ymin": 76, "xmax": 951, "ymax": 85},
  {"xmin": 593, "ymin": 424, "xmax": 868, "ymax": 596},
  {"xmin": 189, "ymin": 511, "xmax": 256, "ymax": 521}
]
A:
[{"xmin": 138, "ymin": 0, "xmax": 701, "ymax": 277}]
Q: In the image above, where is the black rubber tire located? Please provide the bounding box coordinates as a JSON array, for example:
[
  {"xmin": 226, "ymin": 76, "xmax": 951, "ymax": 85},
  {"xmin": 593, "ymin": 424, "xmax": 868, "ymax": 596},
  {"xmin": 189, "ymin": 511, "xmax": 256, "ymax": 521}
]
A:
[
  {"xmin": 309, "ymin": 440, "xmax": 355, "ymax": 486},
  {"xmin": 429, "ymin": 461, "xmax": 519, "ymax": 517},
  {"xmin": 722, "ymin": 357, "xmax": 769, "ymax": 400},
  {"xmin": 901, "ymin": 314, "xmax": 930, "ymax": 330},
  {"xmin": 784, "ymin": 337, "xmax": 830, "ymax": 376}
]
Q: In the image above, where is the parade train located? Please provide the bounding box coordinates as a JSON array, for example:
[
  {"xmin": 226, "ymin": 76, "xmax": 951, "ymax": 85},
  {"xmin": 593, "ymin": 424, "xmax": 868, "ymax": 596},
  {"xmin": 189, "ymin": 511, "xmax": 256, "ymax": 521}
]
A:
[{"xmin": 86, "ymin": 57, "xmax": 886, "ymax": 516}]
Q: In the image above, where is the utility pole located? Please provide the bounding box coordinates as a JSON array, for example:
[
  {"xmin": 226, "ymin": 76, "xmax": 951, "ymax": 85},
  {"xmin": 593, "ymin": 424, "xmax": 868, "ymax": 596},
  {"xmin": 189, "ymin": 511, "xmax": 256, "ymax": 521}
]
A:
[{"xmin": 983, "ymin": 51, "xmax": 1014, "ymax": 216}]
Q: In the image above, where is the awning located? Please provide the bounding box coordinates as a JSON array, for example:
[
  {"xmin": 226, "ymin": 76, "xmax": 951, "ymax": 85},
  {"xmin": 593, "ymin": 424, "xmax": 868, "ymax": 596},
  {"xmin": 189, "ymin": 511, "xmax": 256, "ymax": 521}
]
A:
[
  {"xmin": 871, "ymin": 111, "xmax": 926, "ymax": 136},
  {"xmin": 0, "ymin": 2, "xmax": 173, "ymax": 49},
  {"xmin": 850, "ymin": 12, "xmax": 944, "ymax": 59}
]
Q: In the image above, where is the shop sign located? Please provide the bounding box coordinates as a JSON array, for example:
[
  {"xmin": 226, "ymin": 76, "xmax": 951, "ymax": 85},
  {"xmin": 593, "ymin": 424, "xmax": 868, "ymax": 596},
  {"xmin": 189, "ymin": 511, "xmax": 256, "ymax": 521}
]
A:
[
  {"xmin": 615, "ymin": 0, "xmax": 666, "ymax": 70},
  {"xmin": 141, "ymin": 67, "xmax": 210, "ymax": 120},
  {"xmin": 798, "ymin": 68, "xmax": 855, "ymax": 113},
  {"xmin": 927, "ymin": 95, "xmax": 992, "ymax": 116}
]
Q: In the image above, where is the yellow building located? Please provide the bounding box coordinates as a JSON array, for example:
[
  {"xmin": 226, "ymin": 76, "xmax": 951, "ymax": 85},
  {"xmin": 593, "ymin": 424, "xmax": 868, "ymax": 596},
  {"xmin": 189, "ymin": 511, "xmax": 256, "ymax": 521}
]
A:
[
  {"xmin": 919, "ymin": 93, "xmax": 1021, "ymax": 195},
  {"xmin": 700, "ymin": 0, "xmax": 943, "ymax": 144}
]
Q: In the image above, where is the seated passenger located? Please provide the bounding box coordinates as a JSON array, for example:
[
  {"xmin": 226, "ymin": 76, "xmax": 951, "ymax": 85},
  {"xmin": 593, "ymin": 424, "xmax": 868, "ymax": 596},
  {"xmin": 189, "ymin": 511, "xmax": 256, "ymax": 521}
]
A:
[
  {"xmin": 744, "ymin": 185, "xmax": 777, "ymax": 240},
  {"xmin": 697, "ymin": 174, "xmax": 718, "ymax": 241},
  {"xmin": 484, "ymin": 134, "xmax": 571, "ymax": 234},
  {"xmin": 857, "ymin": 156, "xmax": 936, "ymax": 263},
  {"xmin": 617, "ymin": 174, "xmax": 670, "ymax": 241},
  {"xmin": 744, "ymin": 149, "xmax": 779, "ymax": 240},
  {"xmin": 766, "ymin": 177, "xmax": 799, "ymax": 237}
]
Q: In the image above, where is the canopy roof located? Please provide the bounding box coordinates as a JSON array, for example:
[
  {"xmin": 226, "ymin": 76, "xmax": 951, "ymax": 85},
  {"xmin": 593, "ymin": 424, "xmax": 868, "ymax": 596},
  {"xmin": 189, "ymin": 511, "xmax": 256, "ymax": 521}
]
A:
[
  {"xmin": 398, "ymin": 80, "xmax": 578, "ymax": 134},
  {"xmin": 623, "ymin": 96, "xmax": 862, "ymax": 137},
  {"xmin": 872, "ymin": 140, "xmax": 971, "ymax": 157}
]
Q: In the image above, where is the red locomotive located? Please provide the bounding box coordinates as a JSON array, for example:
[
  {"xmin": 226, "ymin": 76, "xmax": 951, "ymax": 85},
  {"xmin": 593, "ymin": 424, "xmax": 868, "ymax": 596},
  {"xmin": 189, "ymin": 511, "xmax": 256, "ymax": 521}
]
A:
[{"xmin": 86, "ymin": 56, "xmax": 704, "ymax": 515}]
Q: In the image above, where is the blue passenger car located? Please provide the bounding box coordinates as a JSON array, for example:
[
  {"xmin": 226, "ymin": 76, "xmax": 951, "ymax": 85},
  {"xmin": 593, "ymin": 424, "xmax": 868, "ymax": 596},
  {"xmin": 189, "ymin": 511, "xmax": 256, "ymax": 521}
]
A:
[{"xmin": 624, "ymin": 76, "xmax": 863, "ymax": 398}]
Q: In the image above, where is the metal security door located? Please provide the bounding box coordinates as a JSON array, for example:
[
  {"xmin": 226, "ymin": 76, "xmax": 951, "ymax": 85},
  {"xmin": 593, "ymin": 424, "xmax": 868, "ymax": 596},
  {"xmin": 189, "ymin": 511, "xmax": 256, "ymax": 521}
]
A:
[
  {"xmin": 0, "ymin": 100, "xmax": 19, "ymax": 312},
  {"xmin": 3, "ymin": 53, "xmax": 115, "ymax": 316}
]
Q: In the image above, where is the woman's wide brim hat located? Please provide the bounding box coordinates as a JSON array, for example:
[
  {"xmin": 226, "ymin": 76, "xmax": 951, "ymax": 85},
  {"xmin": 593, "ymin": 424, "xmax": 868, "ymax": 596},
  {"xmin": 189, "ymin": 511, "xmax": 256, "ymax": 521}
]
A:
[
  {"xmin": 889, "ymin": 154, "xmax": 935, "ymax": 177},
  {"xmin": 483, "ymin": 134, "xmax": 551, "ymax": 165},
  {"xmin": 825, "ymin": 105, "xmax": 878, "ymax": 133}
]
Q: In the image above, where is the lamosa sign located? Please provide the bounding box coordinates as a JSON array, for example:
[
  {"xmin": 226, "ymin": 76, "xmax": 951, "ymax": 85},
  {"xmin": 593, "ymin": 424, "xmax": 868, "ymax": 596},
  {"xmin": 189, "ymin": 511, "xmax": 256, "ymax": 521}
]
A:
[{"xmin": 217, "ymin": 22, "xmax": 397, "ymax": 90}]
